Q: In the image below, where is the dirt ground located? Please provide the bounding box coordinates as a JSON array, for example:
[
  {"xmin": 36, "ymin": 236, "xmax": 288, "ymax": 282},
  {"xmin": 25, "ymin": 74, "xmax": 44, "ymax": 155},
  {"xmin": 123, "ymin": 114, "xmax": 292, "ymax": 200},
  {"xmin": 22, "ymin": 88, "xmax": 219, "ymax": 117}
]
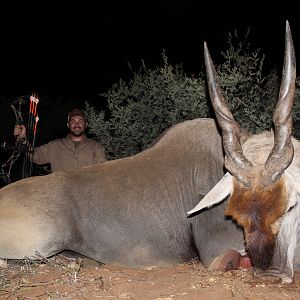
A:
[{"xmin": 1, "ymin": 255, "xmax": 300, "ymax": 300}]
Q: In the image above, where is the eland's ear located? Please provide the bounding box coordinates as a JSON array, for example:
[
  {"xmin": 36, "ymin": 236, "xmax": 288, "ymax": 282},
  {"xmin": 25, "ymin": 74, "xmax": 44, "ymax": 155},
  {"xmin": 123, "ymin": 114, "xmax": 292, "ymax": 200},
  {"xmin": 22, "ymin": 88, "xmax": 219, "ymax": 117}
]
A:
[{"xmin": 187, "ymin": 172, "xmax": 233, "ymax": 216}]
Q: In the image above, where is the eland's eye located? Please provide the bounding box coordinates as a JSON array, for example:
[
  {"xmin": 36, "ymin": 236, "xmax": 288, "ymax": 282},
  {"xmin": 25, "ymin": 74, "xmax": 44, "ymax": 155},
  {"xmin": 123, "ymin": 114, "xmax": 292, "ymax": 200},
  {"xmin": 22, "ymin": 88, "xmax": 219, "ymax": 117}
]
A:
[{"xmin": 287, "ymin": 202, "xmax": 297, "ymax": 212}]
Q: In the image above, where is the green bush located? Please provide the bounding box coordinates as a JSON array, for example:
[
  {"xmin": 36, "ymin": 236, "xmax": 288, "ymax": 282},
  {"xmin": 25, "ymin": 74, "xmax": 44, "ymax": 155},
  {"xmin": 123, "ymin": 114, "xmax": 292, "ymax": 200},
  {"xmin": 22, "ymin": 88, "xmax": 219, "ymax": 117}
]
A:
[
  {"xmin": 86, "ymin": 52, "xmax": 208, "ymax": 159},
  {"xmin": 292, "ymin": 77, "xmax": 300, "ymax": 138},
  {"xmin": 217, "ymin": 30, "xmax": 279, "ymax": 133},
  {"xmin": 86, "ymin": 30, "xmax": 300, "ymax": 159}
]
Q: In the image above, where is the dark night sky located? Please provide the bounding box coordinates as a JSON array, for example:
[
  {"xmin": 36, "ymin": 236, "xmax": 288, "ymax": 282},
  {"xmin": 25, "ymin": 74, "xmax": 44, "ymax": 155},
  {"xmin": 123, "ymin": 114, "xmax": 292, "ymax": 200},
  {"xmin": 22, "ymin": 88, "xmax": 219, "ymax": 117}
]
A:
[
  {"xmin": 0, "ymin": 2, "xmax": 299, "ymax": 108},
  {"xmin": 0, "ymin": 1, "xmax": 299, "ymax": 172}
]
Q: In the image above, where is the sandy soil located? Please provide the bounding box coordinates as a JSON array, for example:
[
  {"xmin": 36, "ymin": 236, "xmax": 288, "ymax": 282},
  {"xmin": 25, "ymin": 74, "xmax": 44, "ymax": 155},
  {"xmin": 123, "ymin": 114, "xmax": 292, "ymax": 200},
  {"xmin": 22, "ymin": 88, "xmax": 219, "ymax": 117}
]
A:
[{"xmin": 1, "ymin": 255, "xmax": 300, "ymax": 300}]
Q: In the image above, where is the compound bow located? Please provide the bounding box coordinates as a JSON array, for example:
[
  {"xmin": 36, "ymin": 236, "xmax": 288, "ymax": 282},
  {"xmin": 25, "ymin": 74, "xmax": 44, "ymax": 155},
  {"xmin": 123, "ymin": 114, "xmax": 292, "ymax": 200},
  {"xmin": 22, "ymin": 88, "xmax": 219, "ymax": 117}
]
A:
[{"xmin": 0, "ymin": 93, "xmax": 40, "ymax": 185}]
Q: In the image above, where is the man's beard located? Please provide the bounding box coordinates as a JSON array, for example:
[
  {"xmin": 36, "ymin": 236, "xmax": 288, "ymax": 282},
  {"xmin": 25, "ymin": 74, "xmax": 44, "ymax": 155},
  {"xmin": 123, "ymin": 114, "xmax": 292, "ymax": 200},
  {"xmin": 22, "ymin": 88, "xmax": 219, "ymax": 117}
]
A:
[{"xmin": 69, "ymin": 128, "xmax": 85, "ymax": 136}]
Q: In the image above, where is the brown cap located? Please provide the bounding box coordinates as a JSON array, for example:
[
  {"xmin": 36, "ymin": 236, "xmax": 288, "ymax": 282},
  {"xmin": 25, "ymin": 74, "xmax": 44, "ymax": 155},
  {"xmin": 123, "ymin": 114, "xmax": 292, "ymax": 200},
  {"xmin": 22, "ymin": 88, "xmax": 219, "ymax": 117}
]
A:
[{"xmin": 67, "ymin": 108, "xmax": 86, "ymax": 121}]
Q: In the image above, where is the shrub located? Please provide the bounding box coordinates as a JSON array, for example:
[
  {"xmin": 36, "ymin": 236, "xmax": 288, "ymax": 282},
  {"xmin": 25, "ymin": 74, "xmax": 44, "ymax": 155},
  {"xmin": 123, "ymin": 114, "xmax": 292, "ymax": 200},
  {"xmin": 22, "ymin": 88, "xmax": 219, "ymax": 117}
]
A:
[
  {"xmin": 217, "ymin": 30, "xmax": 279, "ymax": 133},
  {"xmin": 86, "ymin": 52, "xmax": 208, "ymax": 159},
  {"xmin": 86, "ymin": 30, "xmax": 300, "ymax": 159}
]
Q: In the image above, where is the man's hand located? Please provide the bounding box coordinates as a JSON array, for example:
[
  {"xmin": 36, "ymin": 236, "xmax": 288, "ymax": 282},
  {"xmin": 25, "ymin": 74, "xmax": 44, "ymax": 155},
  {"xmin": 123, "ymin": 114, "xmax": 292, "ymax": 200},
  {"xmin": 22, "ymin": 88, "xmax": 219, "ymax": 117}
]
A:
[{"xmin": 14, "ymin": 124, "xmax": 27, "ymax": 140}]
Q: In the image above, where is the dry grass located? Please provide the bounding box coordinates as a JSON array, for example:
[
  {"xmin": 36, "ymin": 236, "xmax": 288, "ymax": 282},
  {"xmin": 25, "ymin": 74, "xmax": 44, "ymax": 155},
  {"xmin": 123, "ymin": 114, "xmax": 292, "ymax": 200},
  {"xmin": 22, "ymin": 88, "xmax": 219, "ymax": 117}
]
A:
[
  {"xmin": 0, "ymin": 255, "xmax": 99, "ymax": 299},
  {"xmin": 1, "ymin": 256, "xmax": 300, "ymax": 300}
]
